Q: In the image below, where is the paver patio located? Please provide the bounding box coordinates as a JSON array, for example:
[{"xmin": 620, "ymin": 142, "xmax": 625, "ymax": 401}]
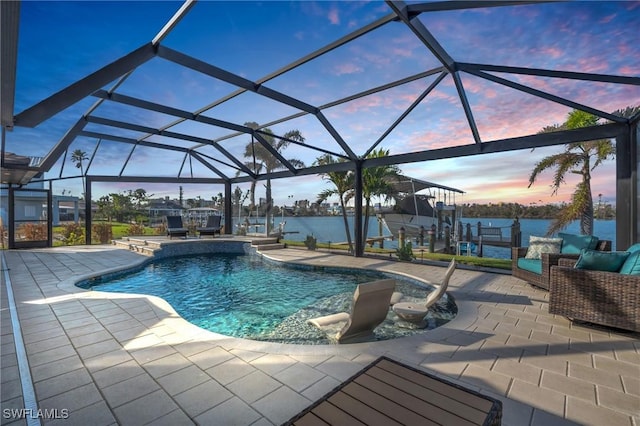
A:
[{"xmin": 1, "ymin": 241, "xmax": 638, "ymax": 425}]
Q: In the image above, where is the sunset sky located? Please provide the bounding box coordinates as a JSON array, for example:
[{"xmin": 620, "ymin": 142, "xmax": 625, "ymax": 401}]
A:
[{"xmin": 8, "ymin": 1, "xmax": 640, "ymax": 207}]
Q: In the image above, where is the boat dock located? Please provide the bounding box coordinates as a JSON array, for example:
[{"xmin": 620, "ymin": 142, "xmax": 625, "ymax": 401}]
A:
[{"xmin": 392, "ymin": 219, "xmax": 522, "ymax": 257}]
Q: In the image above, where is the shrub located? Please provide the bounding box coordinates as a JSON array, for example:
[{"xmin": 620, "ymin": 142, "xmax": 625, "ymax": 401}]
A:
[
  {"xmin": 19, "ymin": 223, "xmax": 47, "ymax": 241},
  {"xmin": 304, "ymin": 234, "xmax": 317, "ymax": 250},
  {"xmin": 92, "ymin": 222, "xmax": 113, "ymax": 244},
  {"xmin": 126, "ymin": 223, "xmax": 145, "ymax": 236},
  {"xmin": 396, "ymin": 242, "xmax": 415, "ymax": 261},
  {"xmin": 61, "ymin": 223, "xmax": 85, "ymax": 245},
  {"xmin": 155, "ymin": 223, "xmax": 166, "ymax": 236},
  {"xmin": 0, "ymin": 225, "xmax": 6, "ymax": 248}
]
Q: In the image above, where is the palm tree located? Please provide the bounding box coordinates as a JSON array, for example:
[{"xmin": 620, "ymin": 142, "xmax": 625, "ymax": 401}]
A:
[
  {"xmin": 242, "ymin": 122, "xmax": 305, "ymax": 235},
  {"xmin": 528, "ymin": 110, "xmax": 614, "ymax": 235},
  {"xmin": 315, "ymin": 154, "xmax": 355, "ymax": 252},
  {"xmin": 361, "ymin": 148, "xmax": 400, "ymax": 246},
  {"xmin": 71, "ymin": 149, "xmax": 89, "ymax": 198}
]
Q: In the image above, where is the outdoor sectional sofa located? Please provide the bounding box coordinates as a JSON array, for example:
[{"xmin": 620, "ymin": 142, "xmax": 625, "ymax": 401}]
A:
[
  {"xmin": 512, "ymin": 232, "xmax": 611, "ymax": 290},
  {"xmin": 549, "ymin": 245, "xmax": 640, "ymax": 332}
]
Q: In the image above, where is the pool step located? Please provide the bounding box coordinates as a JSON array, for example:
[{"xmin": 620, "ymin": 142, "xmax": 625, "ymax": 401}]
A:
[
  {"xmin": 111, "ymin": 238, "xmax": 160, "ymax": 256},
  {"xmin": 255, "ymin": 243, "xmax": 286, "ymax": 251},
  {"xmin": 251, "ymin": 237, "xmax": 279, "ymax": 246}
]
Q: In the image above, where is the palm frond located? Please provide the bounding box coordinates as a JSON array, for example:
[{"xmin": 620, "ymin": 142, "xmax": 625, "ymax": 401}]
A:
[{"xmin": 317, "ymin": 188, "xmax": 337, "ymax": 204}]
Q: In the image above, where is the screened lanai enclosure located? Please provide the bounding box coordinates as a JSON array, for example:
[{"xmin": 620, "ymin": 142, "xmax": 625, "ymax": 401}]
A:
[{"xmin": 1, "ymin": 0, "xmax": 638, "ymax": 254}]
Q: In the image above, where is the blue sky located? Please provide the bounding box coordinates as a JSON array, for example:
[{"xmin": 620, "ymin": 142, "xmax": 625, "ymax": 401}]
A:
[{"xmin": 8, "ymin": 1, "xmax": 640, "ymax": 207}]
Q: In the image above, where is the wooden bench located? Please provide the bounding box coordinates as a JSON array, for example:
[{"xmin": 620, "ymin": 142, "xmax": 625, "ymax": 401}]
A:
[
  {"xmin": 479, "ymin": 227, "xmax": 503, "ymax": 241},
  {"xmin": 284, "ymin": 356, "xmax": 502, "ymax": 426}
]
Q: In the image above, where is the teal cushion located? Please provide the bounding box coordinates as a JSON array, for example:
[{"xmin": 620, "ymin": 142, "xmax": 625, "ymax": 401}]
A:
[
  {"xmin": 625, "ymin": 243, "xmax": 640, "ymax": 254},
  {"xmin": 619, "ymin": 251, "xmax": 640, "ymax": 275},
  {"xmin": 574, "ymin": 250, "xmax": 630, "ymax": 272},
  {"xmin": 559, "ymin": 233, "xmax": 598, "ymax": 254},
  {"xmin": 517, "ymin": 258, "xmax": 542, "ymax": 275},
  {"xmin": 587, "ymin": 236, "xmax": 600, "ymax": 250}
]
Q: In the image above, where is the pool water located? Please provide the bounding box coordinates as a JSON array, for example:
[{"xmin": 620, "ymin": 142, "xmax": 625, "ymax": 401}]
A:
[{"xmin": 82, "ymin": 253, "xmax": 457, "ymax": 344}]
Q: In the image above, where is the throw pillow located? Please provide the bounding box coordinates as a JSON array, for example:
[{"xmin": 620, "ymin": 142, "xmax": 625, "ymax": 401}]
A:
[
  {"xmin": 619, "ymin": 251, "xmax": 640, "ymax": 275},
  {"xmin": 558, "ymin": 232, "xmax": 598, "ymax": 254},
  {"xmin": 525, "ymin": 236, "xmax": 563, "ymax": 260},
  {"xmin": 625, "ymin": 243, "xmax": 640, "ymax": 254},
  {"xmin": 574, "ymin": 250, "xmax": 630, "ymax": 272}
]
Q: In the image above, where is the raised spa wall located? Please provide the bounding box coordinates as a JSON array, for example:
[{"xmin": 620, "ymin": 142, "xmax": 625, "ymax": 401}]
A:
[{"xmin": 113, "ymin": 237, "xmax": 256, "ymax": 259}]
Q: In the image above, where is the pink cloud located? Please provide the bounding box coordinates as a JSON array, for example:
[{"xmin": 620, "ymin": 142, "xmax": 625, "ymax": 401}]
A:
[
  {"xmin": 619, "ymin": 65, "xmax": 638, "ymax": 76},
  {"xmin": 460, "ymin": 77, "xmax": 498, "ymax": 99},
  {"xmin": 360, "ymin": 51, "xmax": 391, "ymax": 67},
  {"xmin": 575, "ymin": 56, "xmax": 609, "ymax": 74},
  {"xmin": 599, "ymin": 13, "xmax": 616, "ymax": 24},
  {"xmin": 342, "ymin": 95, "xmax": 383, "ymax": 114},
  {"xmin": 528, "ymin": 46, "xmax": 564, "ymax": 60},
  {"xmin": 392, "ymin": 47, "xmax": 413, "ymax": 58},
  {"xmin": 328, "ymin": 8, "xmax": 339, "ymax": 25},
  {"xmin": 332, "ymin": 62, "xmax": 363, "ymax": 76}
]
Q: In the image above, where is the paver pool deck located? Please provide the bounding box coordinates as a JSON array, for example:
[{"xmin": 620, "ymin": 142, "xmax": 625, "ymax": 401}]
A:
[{"xmin": 1, "ymin": 240, "xmax": 638, "ymax": 426}]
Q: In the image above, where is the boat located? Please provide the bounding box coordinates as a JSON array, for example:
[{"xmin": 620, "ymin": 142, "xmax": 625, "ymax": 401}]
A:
[{"xmin": 377, "ymin": 175, "xmax": 465, "ymax": 240}]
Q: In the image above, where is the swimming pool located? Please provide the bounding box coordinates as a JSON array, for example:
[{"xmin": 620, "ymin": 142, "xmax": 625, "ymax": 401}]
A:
[{"xmin": 80, "ymin": 253, "xmax": 457, "ymax": 344}]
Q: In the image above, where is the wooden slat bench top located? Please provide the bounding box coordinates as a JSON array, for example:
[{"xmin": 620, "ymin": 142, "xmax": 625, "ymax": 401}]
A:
[{"xmin": 285, "ymin": 357, "xmax": 502, "ymax": 426}]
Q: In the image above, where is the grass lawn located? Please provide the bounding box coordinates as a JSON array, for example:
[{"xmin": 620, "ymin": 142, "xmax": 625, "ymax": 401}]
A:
[
  {"xmin": 52, "ymin": 222, "xmax": 159, "ymax": 246},
  {"xmin": 104, "ymin": 222, "xmax": 157, "ymax": 239},
  {"xmin": 282, "ymin": 239, "xmax": 512, "ymax": 270}
]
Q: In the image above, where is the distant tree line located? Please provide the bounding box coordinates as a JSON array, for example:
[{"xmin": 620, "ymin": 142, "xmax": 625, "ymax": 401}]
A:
[
  {"xmin": 462, "ymin": 202, "xmax": 615, "ymax": 220},
  {"xmin": 96, "ymin": 189, "xmax": 150, "ymax": 223}
]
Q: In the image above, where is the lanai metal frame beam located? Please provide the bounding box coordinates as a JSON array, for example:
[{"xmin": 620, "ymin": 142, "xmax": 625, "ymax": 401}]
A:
[
  {"xmin": 0, "ymin": 1, "xmax": 19, "ymax": 129},
  {"xmin": 14, "ymin": 44, "xmax": 158, "ymax": 128},
  {"xmin": 157, "ymin": 45, "xmax": 358, "ymax": 159},
  {"xmin": 148, "ymin": 12, "xmax": 397, "ymax": 145},
  {"xmin": 365, "ymin": 122, "xmax": 627, "ymax": 168},
  {"xmin": 91, "ymin": 90, "xmax": 344, "ymax": 166},
  {"xmin": 79, "ymin": 130, "xmax": 230, "ymax": 179},
  {"xmin": 465, "ymin": 69, "xmax": 629, "ymax": 123},
  {"xmin": 77, "ymin": 122, "xmax": 625, "ymax": 187},
  {"xmin": 85, "ymin": 113, "xmax": 256, "ymax": 174},
  {"xmin": 38, "ymin": 118, "xmax": 88, "ymax": 170},
  {"xmin": 364, "ymin": 72, "xmax": 448, "ymax": 157},
  {"xmin": 405, "ymin": 1, "xmax": 556, "ymax": 14},
  {"xmin": 458, "ymin": 62, "xmax": 640, "ymax": 86},
  {"xmin": 88, "ymin": 175, "xmax": 227, "ymax": 184},
  {"xmin": 185, "ymin": 67, "xmax": 445, "ymax": 158},
  {"xmin": 387, "ymin": 1, "xmax": 482, "ymax": 144}
]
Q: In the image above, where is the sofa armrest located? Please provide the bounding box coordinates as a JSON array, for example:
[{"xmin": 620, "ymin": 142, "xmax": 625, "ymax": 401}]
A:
[
  {"xmin": 558, "ymin": 257, "xmax": 578, "ymax": 268},
  {"xmin": 511, "ymin": 247, "xmax": 528, "ymax": 260},
  {"xmin": 540, "ymin": 253, "xmax": 579, "ymax": 286},
  {"xmin": 549, "ymin": 266, "xmax": 640, "ymax": 332}
]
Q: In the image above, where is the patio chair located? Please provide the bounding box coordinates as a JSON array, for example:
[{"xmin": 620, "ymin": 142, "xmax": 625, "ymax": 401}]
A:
[
  {"xmin": 197, "ymin": 215, "xmax": 222, "ymax": 238},
  {"xmin": 392, "ymin": 259, "xmax": 456, "ymax": 322},
  {"xmin": 165, "ymin": 215, "xmax": 188, "ymax": 239},
  {"xmin": 549, "ymin": 250, "xmax": 640, "ymax": 332},
  {"xmin": 512, "ymin": 233, "xmax": 611, "ymax": 290},
  {"xmin": 307, "ymin": 279, "xmax": 396, "ymax": 343}
]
